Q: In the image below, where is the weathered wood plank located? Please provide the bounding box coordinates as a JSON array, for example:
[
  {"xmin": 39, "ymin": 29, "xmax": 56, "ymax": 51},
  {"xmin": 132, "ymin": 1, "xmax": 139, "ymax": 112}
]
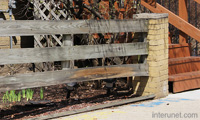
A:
[
  {"xmin": 0, "ymin": 64, "xmax": 148, "ymax": 92},
  {"xmin": 0, "ymin": 20, "xmax": 148, "ymax": 36},
  {"xmin": 0, "ymin": 42, "xmax": 148, "ymax": 65}
]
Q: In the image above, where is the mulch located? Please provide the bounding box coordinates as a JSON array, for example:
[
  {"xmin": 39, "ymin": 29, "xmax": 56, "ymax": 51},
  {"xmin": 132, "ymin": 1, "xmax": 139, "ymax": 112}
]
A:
[{"xmin": 0, "ymin": 79, "xmax": 135, "ymax": 120}]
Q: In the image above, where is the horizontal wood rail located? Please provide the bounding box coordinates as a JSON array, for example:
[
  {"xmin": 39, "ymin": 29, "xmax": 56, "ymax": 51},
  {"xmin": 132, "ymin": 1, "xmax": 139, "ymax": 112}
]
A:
[
  {"xmin": 0, "ymin": 19, "xmax": 150, "ymax": 92},
  {"xmin": 0, "ymin": 42, "xmax": 148, "ymax": 65},
  {"xmin": 0, "ymin": 20, "xmax": 148, "ymax": 36},
  {"xmin": 0, "ymin": 64, "xmax": 148, "ymax": 92},
  {"xmin": 141, "ymin": 1, "xmax": 200, "ymax": 43}
]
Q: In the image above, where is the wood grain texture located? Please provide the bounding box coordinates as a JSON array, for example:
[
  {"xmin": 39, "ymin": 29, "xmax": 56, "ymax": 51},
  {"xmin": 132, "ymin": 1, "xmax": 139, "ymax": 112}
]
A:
[
  {"xmin": 141, "ymin": 1, "xmax": 200, "ymax": 42},
  {"xmin": 179, "ymin": 0, "xmax": 188, "ymax": 44},
  {"xmin": 0, "ymin": 20, "xmax": 148, "ymax": 36},
  {"xmin": 194, "ymin": 0, "xmax": 200, "ymax": 4},
  {"xmin": 0, "ymin": 64, "xmax": 149, "ymax": 92},
  {"xmin": 0, "ymin": 42, "xmax": 148, "ymax": 65}
]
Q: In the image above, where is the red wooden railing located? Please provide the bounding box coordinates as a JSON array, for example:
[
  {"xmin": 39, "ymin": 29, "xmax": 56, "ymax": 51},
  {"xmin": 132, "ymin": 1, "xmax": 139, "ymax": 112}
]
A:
[{"xmin": 141, "ymin": 0, "xmax": 200, "ymax": 44}]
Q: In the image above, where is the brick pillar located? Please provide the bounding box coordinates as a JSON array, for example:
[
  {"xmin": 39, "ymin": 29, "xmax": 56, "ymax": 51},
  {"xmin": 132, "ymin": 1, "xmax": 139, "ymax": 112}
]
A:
[{"xmin": 133, "ymin": 13, "xmax": 169, "ymax": 98}]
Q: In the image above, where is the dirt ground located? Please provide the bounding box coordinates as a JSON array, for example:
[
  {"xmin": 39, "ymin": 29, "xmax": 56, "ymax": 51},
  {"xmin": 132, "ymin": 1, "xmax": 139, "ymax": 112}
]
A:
[{"xmin": 0, "ymin": 78, "xmax": 135, "ymax": 120}]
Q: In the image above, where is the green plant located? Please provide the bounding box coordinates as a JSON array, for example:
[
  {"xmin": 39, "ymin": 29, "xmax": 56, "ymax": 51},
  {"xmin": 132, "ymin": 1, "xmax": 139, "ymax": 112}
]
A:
[
  {"xmin": 17, "ymin": 91, "xmax": 21, "ymax": 102},
  {"xmin": 22, "ymin": 89, "xmax": 26, "ymax": 98},
  {"xmin": 9, "ymin": 90, "xmax": 17, "ymax": 102},
  {"xmin": 26, "ymin": 89, "xmax": 34, "ymax": 101},
  {"xmin": 40, "ymin": 88, "xmax": 44, "ymax": 100},
  {"xmin": 3, "ymin": 90, "xmax": 18, "ymax": 103},
  {"xmin": 2, "ymin": 91, "xmax": 9, "ymax": 103},
  {"xmin": 2, "ymin": 88, "xmax": 36, "ymax": 103}
]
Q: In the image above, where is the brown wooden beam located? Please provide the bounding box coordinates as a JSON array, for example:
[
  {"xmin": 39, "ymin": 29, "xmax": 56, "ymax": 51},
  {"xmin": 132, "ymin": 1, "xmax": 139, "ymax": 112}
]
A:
[
  {"xmin": 179, "ymin": 0, "xmax": 188, "ymax": 44},
  {"xmin": 194, "ymin": 0, "xmax": 200, "ymax": 4},
  {"xmin": 141, "ymin": 1, "xmax": 200, "ymax": 43}
]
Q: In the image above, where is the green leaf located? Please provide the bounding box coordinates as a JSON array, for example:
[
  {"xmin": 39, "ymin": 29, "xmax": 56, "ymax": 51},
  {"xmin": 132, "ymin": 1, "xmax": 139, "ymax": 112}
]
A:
[
  {"xmin": 22, "ymin": 89, "xmax": 26, "ymax": 98},
  {"xmin": 30, "ymin": 90, "xmax": 34, "ymax": 100},
  {"xmin": 18, "ymin": 92, "xmax": 21, "ymax": 102},
  {"xmin": 26, "ymin": 89, "xmax": 30, "ymax": 101},
  {"xmin": 40, "ymin": 88, "xmax": 44, "ymax": 100},
  {"xmin": 3, "ymin": 94, "xmax": 7, "ymax": 103}
]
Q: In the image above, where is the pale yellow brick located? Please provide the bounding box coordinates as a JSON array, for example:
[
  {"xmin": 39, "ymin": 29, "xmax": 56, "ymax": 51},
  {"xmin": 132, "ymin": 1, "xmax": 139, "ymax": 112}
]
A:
[
  {"xmin": 147, "ymin": 82, "xmax": 160, "ymax": 88},
  {"xmin": 142, "ymin": 87, "xmax": 159, "ymax": 93},
  {"xmin": 148, "ymin": 24, "xmax": 161, "ymax": 30},
  {"xmin": 147, "ymin": 54, "xmax": 166, "ymax": 61},
  {"xmin": 164, "ymin": 37, "xmax": 169, "ymax": 43},
  {"xmin": 164, "ymin": 18, "xmax": 169, "ymax": 23},
  {"xmin": 0, "ymin": 0, "xmax": 8, "ymax": 10},
  {"xmin": 162, "ymin": 80, "xmax": 168, "ymax": 86},
  {"xmin": 148, "ymin": 59, "xmax": 168, "ymax": 67},
  {"xmin": 149, "ymin": 19, "xmax": 159, "ymax": 24},
  {"xmin": 164, "ymin": 53, "xmax": 168, "ymax": 59},
  {"xmin": 160, "ymin": 29, "xmax": 165, "ymax": 34},
  {"xmin": 148, "ymin": 66, "xmax": 158, "ymax": 72},
  {"xmin": 147, "ymin": 34, "xmax": 161, "ymax": 40},
  {"xmin": 149, "ymin": 50, "xmax": 165, "ymax": 56},
  {"xmin": 151, "ymin": 75, "xmax": 168, "ymax": 83},
  {"xmin": 148, "ymin": 29, "xmax": 165, "ymax": 35},
  {"xmin": 149, "ymin": 39, "xmax": 164, "ymax": 46},
  {"xmin": 149, "ymin": 70, "xmax": 160, "ymax": 77},
  {"xmin": 160, "ymin": 64, "xmax": 168, "ymax": 71},
  {"xmin": 148, "ymin": 29, "xmax": 159, "ymax": 35},
  {"xmin": 148, "ymin": 61, "xmax": 160, "ymax": 67},
  {"xmin": 165, "ymin": 49, "xmax": 169, "ymax": 54},
  {"xmin": 160, "ymin": 34, "xmax": 167, "ymax": 39},
  {"xmin": 149, "ymin": 44, "xmax": 165, "ymax": 50},
  {"xmin": 148, "ymin": 64, "xmax": 167, "ymax": 72},
  {"xmin": 160, "ymin": 18, "xmax": 165, "ymax": 24},
  {"xmin": 160, "ymin": 69, "xmax": 168, "ymax": 76},
  {"xmin": 160, "ymin": 24, "xmax": 164, "ymax": 29},
  {"xmin": 165, "ymin": 33, "xmax": 169, "ymax": 38},
  {"xmin": 156, "ymin": 91, "xmax": 168, "ymax": 98},
  {"xmin": 164, "ymin": 27, "xmax": 169, "ymax": 33}
]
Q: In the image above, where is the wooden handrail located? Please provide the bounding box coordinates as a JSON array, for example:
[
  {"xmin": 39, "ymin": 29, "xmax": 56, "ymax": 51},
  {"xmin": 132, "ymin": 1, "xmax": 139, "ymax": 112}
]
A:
[
  {"xmin": 194, "ymin": 0, "xmax": 200, "ymax": 4},
  {"xmin": 141, "ymin": 1, "xmax": 200, "ymax": 43}
]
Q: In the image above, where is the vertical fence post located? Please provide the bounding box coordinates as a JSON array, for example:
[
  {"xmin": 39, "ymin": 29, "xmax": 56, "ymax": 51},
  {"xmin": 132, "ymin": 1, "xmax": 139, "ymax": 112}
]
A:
[
  {"xmin": 62, "ymin": 34, "xmax": 75, "ymax": 93},
  {"xmin": 61, "ymin": 34, "xmax": 74, "ymax": 70}
]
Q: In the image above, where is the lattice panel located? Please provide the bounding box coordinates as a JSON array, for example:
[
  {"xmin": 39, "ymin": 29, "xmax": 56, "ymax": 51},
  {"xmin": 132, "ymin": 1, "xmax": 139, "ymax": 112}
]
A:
[{"xmin": 33, "ymin": 0, "xmax": 70, "ymax": 48}]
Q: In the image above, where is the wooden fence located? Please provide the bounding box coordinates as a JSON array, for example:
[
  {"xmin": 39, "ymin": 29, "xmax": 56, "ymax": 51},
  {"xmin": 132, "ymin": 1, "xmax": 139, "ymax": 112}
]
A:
[{"xmin": 0, "ymin": 19, "xmax": 149, "ymax": 92}]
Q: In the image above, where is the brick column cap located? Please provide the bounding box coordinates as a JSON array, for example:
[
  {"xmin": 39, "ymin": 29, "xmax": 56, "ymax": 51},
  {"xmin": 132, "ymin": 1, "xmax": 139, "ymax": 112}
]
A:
[{"xmin": 133, "ymin": 13, "xmax": 168, "ymax": 19}]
